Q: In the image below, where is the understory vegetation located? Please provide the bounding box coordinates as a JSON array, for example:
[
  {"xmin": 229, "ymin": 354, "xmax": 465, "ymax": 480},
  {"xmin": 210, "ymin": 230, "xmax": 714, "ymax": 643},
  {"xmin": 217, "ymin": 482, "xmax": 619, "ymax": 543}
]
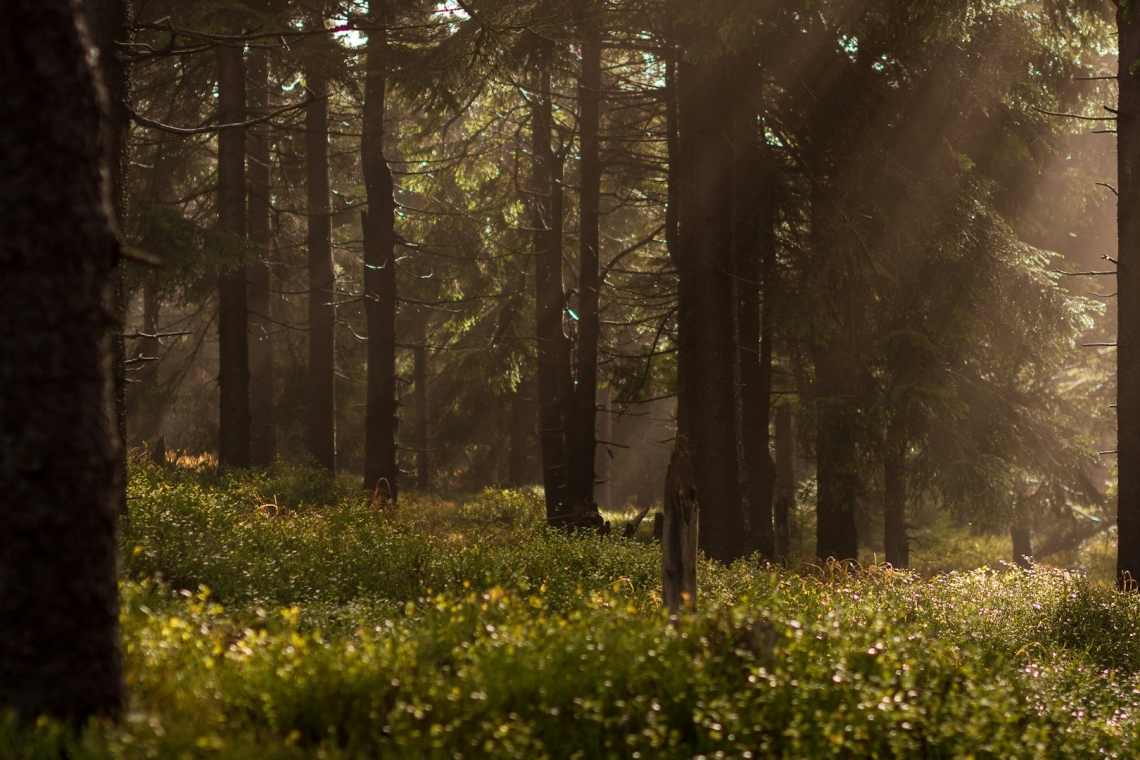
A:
[{"xmin": 8, "ymin": 463, "xmax": 1140, "ymax": 758}]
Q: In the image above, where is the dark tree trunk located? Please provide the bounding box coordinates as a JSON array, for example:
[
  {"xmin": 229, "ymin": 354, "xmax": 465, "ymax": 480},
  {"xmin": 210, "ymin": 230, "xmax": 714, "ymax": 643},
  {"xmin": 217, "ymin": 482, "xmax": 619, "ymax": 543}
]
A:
[
  {"xmin": 217, "ymin": 45, "xmax": 252, "ymax": 468},
  {"xmin": 596, "ymin": 386, "xmax": 613, "ymax": 511},
  {"xmin": 812, "ymin": 343, "xmax": 859, "ymax": 561},
  {"xmin": 132, "ymin": 141, "xmax": 175, "ymax": 447},
  {"xmin": 567, "ymin": 0, "xmax": 603, "ymax": 512},
  {"xmin": 663, "ymin": 34, "xmax": 690, "ymax": 441},
  {"xmin": 1012, "ymin": 525, "xmax": 1033, "ymax": 568},
  {"xmin": 1118, "ymin": 2, "xmax": 1140, "ymax": 588},
  {"xmin": 774, "ymin": 404, "xmax": 795, "ymax": 563},
  {"xmin": 509, "ymin": 378, "xmax": 538, "ymax": 487},
  {"xmin": 85, "ymin": 0, "xmax": 132, "ymax": 511},
  {"xmin": 677, "ymin": 50, "xmax": 748, "ymax": 564},
  {"xmin": 247, "ymin": 45, "xmax": 277, "ymax": 467},
  {"xmin": 883, "ymin": 426, "xmax": 909, "ymax": 568},
  {"xmin": 414, "ymin": 320, "xmax": 431, "ymax": 491},
  {"xmin": 809, "ymin": 134, "xmax": 860, "ymax": 561},
  {"xmin": 734, "ymin": 53, "xmax": 776, "ymax": 560},
  {"xmin": 531, "ymin": 41, "xmax": 574, "ymax": 525},
  {"xmin": 306, "ymin": 60, "xmax": 337, "ymax": 471},
  {"xmin": 0, "ymin": 0, "xmax": 123, "ymax": 719},
  {"xmin": 361, "ymin": 15, "xmax": 399, "ymax": 497}
]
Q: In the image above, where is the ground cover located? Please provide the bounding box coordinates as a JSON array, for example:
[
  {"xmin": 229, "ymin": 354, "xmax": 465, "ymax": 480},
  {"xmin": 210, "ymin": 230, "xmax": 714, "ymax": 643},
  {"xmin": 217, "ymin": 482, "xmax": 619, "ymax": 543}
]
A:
[{"xmin": 6, "ymin": 464, "xmax": 1140, "ymax": 758}]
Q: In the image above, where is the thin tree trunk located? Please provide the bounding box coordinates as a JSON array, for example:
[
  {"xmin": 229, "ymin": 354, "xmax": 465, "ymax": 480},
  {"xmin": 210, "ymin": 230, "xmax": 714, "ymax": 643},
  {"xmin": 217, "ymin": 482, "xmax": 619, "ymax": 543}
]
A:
[
  {"xmin": 663, "ymin": 28, "xmax": 690, "ymax": 441},
  {"xmin": 306, "ymin": 54, "xmax": 336, "ymax": 472},
  {"xmin": 734, "ymin": 52, "xmax": 776, "ymax": 560},
  {"xmin": 1012, "ymin": 525, "xmax": 1033, "ymax": 568},
  {"xmin": 883, "ymin": 425, "xmax": 908, "ymax": 567},
  {"xmin": 567, "ymin": 0, "xmax": 603, "ymax": 512},
  {"xmin": 414, "ymin": 318, "xmax": 431, "ymax": 491},
  {"xmin": 509, "ymin": 378, "xmax": 535, "ymax": 488},
  {"xmin": 809, "ymin": 145, "xmax": 859, "ymax": 560},
  {"xmin": 597, "ymin": 386, "xmax": 613, "ymax": 511},
  {"xmin": 677, "ymin": 49, "xmax": 748, "ymax": 564},
  {"xmin": 531, "ymin": 41, "xmax": 573, "ymax": 525},
  {"xmin": 133, "ymin": 140, "xmax": 175, "ymax": 447},
  {"xmin": 774, "ymin": 404, "xmax": 795, "ymax": 562},
  {"xmin": 1118, "ymin": 1, "xmax": 1140, "ymax": 589},
  {"xmin": 85, "ymin": 0, "xmax": 132, "ymax": 511},
  {"xmin": 812, "ymin": 343, "xmax": 859, "ymax": 561},
  {"xmin": 361, "ymin": 13, "xmax": 399, "ymax": 497},
  {"xmin": 217, "ymin": 44, "xmax": 252, "ymax": 468},
  {"xmin": 247, "ymin": 45, "xmax": 276, "ymax": 466},
  {"xmin": 0, "ymin": 0, "xmax": 122, "ymax": 718}
]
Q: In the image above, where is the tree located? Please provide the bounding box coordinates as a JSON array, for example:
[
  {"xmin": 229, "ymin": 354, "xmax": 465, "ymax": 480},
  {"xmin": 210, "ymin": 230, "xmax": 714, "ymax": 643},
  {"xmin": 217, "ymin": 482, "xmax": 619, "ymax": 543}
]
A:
[
  {"xmin": 0, "ymin": 0, "xmax": 122, "ymax": 719},
  {"xmin": 1119, "ymin": 0, "xmax": 1140, "ymax": 588},
  {"xmin": 306, "ymin": 13, "xmax": 337, "ymax": 472},
  {"xmin": 217, "ymin": 43, "xmax": 252, "ymax": 467},
  {"xmin": 675, "ymin": 31, "xmax": 749, "ymax": 564},
  {"xmin": 362, "ymin": 5, "xmax": 401, "ymax": 498},
  {"xmin": 248, "ymin": 40, "xmax": 278, "ymax": 466}
]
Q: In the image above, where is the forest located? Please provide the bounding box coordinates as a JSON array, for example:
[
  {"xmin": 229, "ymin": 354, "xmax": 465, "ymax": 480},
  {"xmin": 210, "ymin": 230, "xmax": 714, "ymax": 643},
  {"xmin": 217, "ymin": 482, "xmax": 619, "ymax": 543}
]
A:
[{"xmin": 4, "ymin": 0, "xmax": 1140, "ymax": 756}]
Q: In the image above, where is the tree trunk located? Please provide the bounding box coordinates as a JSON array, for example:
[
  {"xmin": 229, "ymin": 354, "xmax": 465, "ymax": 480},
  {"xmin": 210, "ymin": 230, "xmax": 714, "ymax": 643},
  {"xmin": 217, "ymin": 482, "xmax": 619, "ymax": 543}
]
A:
[
  {"xmin": 1118, "ymin": 1, "xmax": 1140, "ymax": 589},
  {"xmin": 662, "ymin": 439, "xmax": 698, "ymax": 610},
  {"xmin": 217, "ymin": 44, "xmax": 252, "ymax": 468},
  {"xmin": 509, "ymin": 378, "xmax": 536, "ymax": 488},
  {"xmin": 677, "ymin": 50, "xmax": 748, "ymax": 564},
  {"xmin": 84, "ymin": 0, "xmax": 132, "ymax": 511},
  {"xmin": 531, "ymin": 41, "xmax": 573, "ymax": 525},
  {"xmin": 1012, "ymin": 525, "xmax": 1033, "ymax": 568},
  {"xmin": 883, "ymin": 426, "xmax": 908, "ymax": 568},
  {"xmin": 567, "ymin": 0, "xmax": 603, "ymax": 513},
  {"xmin": 414, "ymin": 320, "xmax": 431, "ymax": 491},
  {"xmin": 361, "ymin": 15, "xmax": 399, "ymax": 496},
  {"xmin": 132, "ymin": 141, "xmax": 175, "ymax": 447},
  {"xmin": 734, "ymin": 53, "xmax": 776, "ymax": 560},
  {"xmin": 812, "ymin": 343, "xmax": 859, "ymax": 561},
  {"xmin": 663, "ymin": 32, "xmax": 690, "ymax": 442},
  {"xmin": 306, "ymin": 56, "xmax": 337, "ymax": 472},
  {"xmin": 597, "ymin": 386, "xmax": 613, "ymax": 511},
  {"xmin": 774, "ymin": 404, "xmax": 795, "ymax": 563},
  {"xmin": 247, "ymin": 45, "xmax": 277, "ymax": 467},
  {"xmin": 0, "ymin": 0, "xmax": 123, "ymax": 719}
]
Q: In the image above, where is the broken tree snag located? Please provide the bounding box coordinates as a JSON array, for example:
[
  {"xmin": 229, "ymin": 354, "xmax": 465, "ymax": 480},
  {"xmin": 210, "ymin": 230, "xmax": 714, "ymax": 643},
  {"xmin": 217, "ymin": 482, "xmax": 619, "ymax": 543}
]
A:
[{"xmin": 662, "ymin": 437, "xmax": 698, "ymax": 611}]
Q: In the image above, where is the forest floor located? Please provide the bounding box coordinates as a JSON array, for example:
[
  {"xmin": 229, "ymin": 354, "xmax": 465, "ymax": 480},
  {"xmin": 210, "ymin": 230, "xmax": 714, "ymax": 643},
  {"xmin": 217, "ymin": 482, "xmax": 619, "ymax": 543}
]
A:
[{"xmin": 6, "ymin": 463, "xmax": 1140, "ymax": 758}]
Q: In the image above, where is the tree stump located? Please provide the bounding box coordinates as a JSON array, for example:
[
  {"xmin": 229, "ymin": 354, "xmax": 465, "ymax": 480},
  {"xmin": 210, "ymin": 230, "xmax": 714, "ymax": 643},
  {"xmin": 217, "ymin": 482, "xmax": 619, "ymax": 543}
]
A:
[{"xmin": 662, "ymin": 437, "xmax": 698, "ymax": 610}]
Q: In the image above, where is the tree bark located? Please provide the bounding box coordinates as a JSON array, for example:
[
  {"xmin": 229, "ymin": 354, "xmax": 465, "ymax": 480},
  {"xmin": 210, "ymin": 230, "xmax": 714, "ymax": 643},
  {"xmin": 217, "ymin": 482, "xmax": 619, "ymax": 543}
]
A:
[
  {"xmin": 774, "ymin": 404, "xmax": 795, "ymax": 563},
  {"xmin": 663, "ymin": 31, "xmax": 690, "ymax": 441},
  {"xmin": 0, "ymin": 0, "xmax": 123, "ymax": 719},
  {"xmin": 306, "ymin": 54, "xmax": 337, "ymax": 472},
  {"xmin": 247, "ymin": 45, "xmax": 277, "ymax": 467},
  {"xmin": 531, "ymin": 41, "xmax": 574, "ymax": 525},
  {"xmin": 84, "ymin": 0, "xmax": 132, "ymax": 512},
  {"xmin": 597, "ymin": 386, "xmax": 613, "ymax": 511},
  {"xmin": 414, "ymin": 319, "xmax": 431, "ymax": 491},
  {"xmin": 1118, "ymin": 1, "xmax": 1140, "ymax": 589},
  {"xmin": 1012, "ymin": 525, "xmax": 1033, "ymax": 568},
  {"xmin": 567, "ymin": 0, "xmax": 603, "ymax": 513},
  {"xmin": 734, "ymin": 53, "xmax": 776, "ymax": 560},
  {"xmin": 217, "ymin": 44, "xmax": 252, "ymax": 468},
  {"xmin": 883, "ymin": 426, "xmax": 909, "ymax": 567},
  {"xmin": 662, "ymin": 439, "xmax": 698, "ymax": 610},
  {"xmin": 677, "ymin": 49, "xmax": 749, "ymax": 564},
  {"xmin": 132, "ymin": 141, "xmax": 175, "ymax": 447},
  {"xmin": 509, "ymin": 378, "xmax": 537, "ymax": 487},
  {"xmin": 812, "ymin": 343, "xmax": 859, "ymax": 561},
  {"xmin": 361, "ymin": 13, "xmax": 399, "ymax": 497}
]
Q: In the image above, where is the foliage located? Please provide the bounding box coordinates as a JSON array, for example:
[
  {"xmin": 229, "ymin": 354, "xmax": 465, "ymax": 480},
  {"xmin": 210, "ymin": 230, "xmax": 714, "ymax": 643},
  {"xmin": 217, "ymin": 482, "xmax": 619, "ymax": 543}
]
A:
[{"xmin": 8, "ymin": 464, "xmax": 1138, "ymax": 757}]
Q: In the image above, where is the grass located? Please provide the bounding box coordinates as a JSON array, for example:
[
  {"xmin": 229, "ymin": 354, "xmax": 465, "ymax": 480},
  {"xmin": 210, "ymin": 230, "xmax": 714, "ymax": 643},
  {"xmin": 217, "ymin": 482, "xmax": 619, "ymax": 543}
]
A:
[{"xmin": 6, "ymin": 462, "xmax": 1140, "ymax": 757}]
